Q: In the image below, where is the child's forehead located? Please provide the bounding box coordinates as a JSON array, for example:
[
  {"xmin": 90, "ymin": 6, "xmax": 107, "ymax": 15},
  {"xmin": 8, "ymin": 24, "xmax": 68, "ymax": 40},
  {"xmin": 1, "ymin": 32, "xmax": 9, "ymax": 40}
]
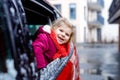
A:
[
  {"xmin": 57, "ymin": 25, "xmax": 72, "ymax": 31},
  {"xmin": 54, "ymin": 21, "xmax": 72, "ymax": 30},
  {"xmin": 58, "ymin": 22, "xmax": 68, "ymax": 27},
  {"xmin": 57, "ymin": 24, "xmax": 70, "ymax": 30},
  {"xmin": 59, "ymin": 21, "xmax": 65, "ymax": 25}
]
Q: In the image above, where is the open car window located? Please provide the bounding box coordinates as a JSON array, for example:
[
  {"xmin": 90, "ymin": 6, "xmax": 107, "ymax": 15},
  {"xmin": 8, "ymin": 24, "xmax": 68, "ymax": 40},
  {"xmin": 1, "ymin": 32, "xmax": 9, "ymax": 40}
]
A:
[{"xmin": 0, "ymin": 0, "xmax": 61, "ymax": 80}]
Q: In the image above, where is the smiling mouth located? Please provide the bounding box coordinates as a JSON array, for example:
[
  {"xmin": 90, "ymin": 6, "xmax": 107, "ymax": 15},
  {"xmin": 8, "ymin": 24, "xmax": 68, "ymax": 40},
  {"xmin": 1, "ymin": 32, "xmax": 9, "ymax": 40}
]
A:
[{"xmin": 58, "ymin": 36, "xmax": 64, "ymax": 42}]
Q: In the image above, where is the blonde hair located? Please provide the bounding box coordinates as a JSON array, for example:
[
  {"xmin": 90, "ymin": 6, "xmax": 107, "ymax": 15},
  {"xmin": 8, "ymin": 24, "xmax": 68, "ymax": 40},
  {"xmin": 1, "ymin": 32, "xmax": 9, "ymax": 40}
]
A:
[{"xmin": 51, "ymin": 17, "xmax": 74, "ymax": 42}]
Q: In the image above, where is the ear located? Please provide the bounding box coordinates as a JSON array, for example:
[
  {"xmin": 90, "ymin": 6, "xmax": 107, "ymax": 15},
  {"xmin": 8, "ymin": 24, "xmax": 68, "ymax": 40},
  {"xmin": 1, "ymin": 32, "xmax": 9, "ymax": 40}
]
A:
[{"xmin": 43, "ymin": 25, "xmax": 51, "ymax": 34}]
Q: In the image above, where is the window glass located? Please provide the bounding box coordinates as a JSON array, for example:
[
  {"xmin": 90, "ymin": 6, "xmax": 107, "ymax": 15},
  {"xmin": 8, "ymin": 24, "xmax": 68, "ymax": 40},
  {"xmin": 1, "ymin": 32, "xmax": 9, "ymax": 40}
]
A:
[
  {"xmin": 84, "ymin": 6, "xmax": 87, "ymax": 21},
  {"xmin": 97, "ymin": 28, "xmax": 101, "ymax": 42},
  {"xmin": 69, "ymin": 3, "xmax": 76, "ymax": 19},
  {"xmin": 54, "ymin": 4, "xmax": 61, "ymax": 13}
]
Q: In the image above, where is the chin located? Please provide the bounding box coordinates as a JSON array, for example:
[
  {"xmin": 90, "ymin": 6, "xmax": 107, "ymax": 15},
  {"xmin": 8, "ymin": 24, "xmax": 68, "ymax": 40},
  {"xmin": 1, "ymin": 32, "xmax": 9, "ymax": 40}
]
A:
[
  {"xmin": 58, "ymin": 42, "xmax": 63, "ymax": 44},
  {"xmin": 58, "ymin": 42, "xmax": 64, "ymax": 44}
]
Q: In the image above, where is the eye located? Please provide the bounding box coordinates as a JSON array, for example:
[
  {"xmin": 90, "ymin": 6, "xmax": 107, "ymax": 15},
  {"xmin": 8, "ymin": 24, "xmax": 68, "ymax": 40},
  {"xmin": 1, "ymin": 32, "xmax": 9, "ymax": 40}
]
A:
[
  {"xmin": 59, "ymin": 29, "xmax": 63, "ymax": 32},
  {"xmin": 65, "ymin": 33, "xmax": 70, "ymax": 37}
]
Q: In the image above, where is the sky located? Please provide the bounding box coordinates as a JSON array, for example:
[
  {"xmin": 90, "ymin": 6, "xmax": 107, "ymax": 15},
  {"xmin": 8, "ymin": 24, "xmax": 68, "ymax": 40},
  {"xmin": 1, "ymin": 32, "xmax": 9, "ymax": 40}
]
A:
[
  {"xmin": 102, "ymin": 0, "xmax": 118, "ymax": 42},
  {"xmin": 102, "ymin": 0, "xmax": 112, "ymax": 24}
]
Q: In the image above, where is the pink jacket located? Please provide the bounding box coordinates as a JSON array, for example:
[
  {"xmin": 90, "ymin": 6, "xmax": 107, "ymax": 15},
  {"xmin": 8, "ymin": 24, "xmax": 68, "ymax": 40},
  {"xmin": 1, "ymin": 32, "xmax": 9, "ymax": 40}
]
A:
[{"xmin": 32, "ymin": 26, "xmax": 57, "ymax": 69}]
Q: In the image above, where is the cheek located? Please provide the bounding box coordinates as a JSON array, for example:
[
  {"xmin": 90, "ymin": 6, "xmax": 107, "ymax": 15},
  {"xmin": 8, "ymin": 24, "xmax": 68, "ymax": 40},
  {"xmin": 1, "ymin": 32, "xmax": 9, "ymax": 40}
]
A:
[
  {"xmin": 66, "ymin": 36, "xmax": 70, "ymax": 41},
  {"xmin": 54, "ymin": 30, "xmax": 59, "ymax": 35},
  {"xmin": 56, "ymin": 29, "xmax": 60, "ymax": 34}
]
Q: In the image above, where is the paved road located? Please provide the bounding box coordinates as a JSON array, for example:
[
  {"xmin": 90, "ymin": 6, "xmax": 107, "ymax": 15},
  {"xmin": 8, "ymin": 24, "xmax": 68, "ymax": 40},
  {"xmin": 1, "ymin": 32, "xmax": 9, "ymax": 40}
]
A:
[{"xmin": 77, "ymin": 43, "xmax": 120, "ymax": 80}]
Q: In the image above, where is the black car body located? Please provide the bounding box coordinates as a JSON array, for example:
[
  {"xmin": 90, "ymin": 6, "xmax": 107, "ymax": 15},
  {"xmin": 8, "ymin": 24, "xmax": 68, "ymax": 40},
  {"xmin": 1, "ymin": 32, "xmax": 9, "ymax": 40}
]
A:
[{"xmin": 0, "ymin": 0, "xmax": 61, "ymax": 80}]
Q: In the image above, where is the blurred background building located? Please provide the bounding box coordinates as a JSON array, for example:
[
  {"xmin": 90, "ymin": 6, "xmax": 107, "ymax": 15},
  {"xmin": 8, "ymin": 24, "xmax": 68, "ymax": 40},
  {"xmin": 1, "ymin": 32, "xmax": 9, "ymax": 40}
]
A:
[
  {"xmin": 87, "ymin": 0, "xmax": 104, "ymax": 43},
  {"xmin": 48, "ymin": 0, "xmax": 118, "ymax": 44}
]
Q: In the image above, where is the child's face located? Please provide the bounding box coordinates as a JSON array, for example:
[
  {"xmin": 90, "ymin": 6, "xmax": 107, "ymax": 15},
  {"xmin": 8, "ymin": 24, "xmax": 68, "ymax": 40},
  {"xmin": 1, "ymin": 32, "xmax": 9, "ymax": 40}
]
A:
[{"xmin": 54, "ymin": 23, "xmax": 72, "ymax": 44}]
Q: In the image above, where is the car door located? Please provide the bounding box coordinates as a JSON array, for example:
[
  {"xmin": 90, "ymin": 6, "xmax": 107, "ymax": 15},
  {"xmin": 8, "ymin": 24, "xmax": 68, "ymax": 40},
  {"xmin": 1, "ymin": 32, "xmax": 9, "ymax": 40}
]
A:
[{"xmin": 0, "ymin": 0, "xmax": 61, "ymax": 80}]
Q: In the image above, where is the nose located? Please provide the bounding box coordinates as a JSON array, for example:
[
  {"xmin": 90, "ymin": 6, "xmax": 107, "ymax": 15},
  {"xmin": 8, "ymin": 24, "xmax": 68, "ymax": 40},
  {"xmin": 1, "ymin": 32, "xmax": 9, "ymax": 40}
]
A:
[{"xmin": 61, "ymin": 32, "xmax": 65, "ymax": 37}]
